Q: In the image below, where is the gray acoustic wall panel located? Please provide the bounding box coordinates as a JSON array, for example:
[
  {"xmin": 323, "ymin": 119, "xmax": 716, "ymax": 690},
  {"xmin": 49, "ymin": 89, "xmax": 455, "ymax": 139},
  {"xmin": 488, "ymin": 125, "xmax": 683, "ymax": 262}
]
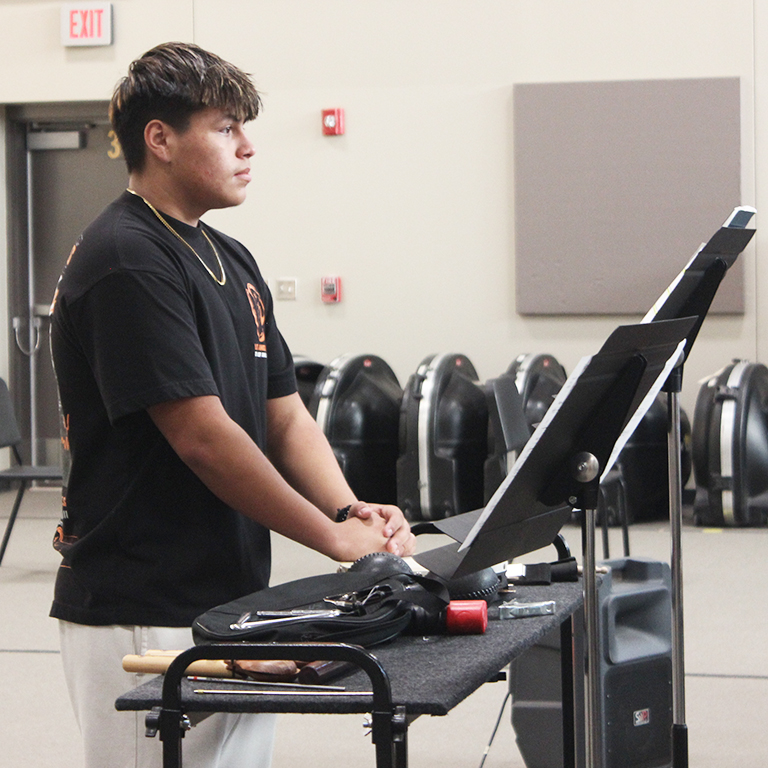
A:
[{"xmin": 514, "ymin": 78, "xmax": 742, "ymax": 315}]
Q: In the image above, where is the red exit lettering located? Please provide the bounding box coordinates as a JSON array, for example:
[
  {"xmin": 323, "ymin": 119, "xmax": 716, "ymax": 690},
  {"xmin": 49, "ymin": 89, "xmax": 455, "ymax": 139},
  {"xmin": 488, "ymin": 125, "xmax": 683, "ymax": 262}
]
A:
[
  {"xmin": 70, "ymin": 8, "xmax": 104, "ymax": 39},
  {"xmin": 61, "ymin": 4, "xmax": 112, "ymax": 47}
]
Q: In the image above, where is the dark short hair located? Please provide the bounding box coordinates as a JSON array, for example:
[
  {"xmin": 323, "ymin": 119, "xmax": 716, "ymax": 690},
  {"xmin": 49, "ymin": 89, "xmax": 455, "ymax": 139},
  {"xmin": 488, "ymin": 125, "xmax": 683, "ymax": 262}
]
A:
[{"xmin": 110, "ymin": 42, "xmax": 262, "ymax": 172}]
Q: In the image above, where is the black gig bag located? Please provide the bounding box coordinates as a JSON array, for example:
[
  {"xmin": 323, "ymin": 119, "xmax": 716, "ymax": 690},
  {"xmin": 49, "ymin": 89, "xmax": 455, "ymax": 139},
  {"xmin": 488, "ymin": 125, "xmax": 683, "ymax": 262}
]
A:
[{"xmin": 192, "ymin": 568, "xmax": 453, "ymax": 649}]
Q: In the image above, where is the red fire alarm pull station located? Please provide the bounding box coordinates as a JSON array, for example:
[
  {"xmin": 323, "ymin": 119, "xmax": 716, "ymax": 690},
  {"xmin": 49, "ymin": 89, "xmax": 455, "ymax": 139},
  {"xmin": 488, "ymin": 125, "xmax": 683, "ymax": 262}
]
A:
[
  {"xmin": 321, "ymin": 276, "xmax": 342, "ymax": 303},
  {"xmin": 322, "ymin": 109, "xmax": 345, "ymax": 136}
]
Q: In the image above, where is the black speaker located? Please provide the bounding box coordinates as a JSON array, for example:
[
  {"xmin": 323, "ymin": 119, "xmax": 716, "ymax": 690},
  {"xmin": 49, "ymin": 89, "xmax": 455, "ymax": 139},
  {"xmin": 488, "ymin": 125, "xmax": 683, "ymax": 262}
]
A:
[
  {"xmin": 309, "ymin": 353, "xmax": 403, "ymax": 505},
  {"xmin": 602, "ymin": 658, "xmax": 672, "ymax": 768},
  {"xmin": 692, "ymin": 359, "xmax": 768, "ymax": 526},
  {"xmin": 598, "ymin": 558, "xmax": 672, "ymax": 768},
  {"xmin": 510, "ymin": 558, "xmax": 672, "ymax": 768}
]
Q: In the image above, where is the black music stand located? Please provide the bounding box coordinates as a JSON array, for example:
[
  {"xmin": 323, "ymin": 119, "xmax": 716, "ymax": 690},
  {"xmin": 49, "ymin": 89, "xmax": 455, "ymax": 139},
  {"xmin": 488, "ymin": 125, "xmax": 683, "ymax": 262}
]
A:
[
  {"xmin": 415, "ymin": 316, "xmax": 695, "ymax": 768},
  {"xmin": 414, "ymin": 318, "xmax": 693, "ymax": 581},
  {"xmin": 641, "ymin": 205, "xmax": 756, "ymax": 768}
]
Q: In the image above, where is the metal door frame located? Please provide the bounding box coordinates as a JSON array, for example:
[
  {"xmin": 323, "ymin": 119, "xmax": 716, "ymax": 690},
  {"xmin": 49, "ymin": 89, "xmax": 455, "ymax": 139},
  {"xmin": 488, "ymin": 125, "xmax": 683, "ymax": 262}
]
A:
[{"xmin": 4, "ymin": 101, "xmax": 110, "ymax": 464}]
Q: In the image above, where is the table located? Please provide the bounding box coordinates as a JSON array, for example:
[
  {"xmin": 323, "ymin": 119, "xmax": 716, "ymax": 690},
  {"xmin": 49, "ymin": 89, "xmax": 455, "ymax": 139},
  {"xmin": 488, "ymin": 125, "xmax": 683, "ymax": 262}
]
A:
[{"xmin": 117, "ymin": 581, "xmax": 584, "ymax": 768}]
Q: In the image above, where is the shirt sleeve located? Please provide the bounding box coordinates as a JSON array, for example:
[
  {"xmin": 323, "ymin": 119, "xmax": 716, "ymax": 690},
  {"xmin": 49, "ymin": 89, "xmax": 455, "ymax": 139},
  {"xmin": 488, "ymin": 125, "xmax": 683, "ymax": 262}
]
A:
[
  {"xmin": 265, "ymin": 330, "xmax": 299, "ymax": 400},
  {"xmin": 70, "ymin": 268, "xmax": 220, "ymax": 422}
]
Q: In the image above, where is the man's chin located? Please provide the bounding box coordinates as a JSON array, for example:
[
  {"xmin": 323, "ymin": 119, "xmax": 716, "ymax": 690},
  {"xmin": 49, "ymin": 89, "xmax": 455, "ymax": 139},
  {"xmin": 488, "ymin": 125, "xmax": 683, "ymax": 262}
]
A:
[{"xmin": 209, "ymin": 192, "xmax": 248, "ymax": 211}]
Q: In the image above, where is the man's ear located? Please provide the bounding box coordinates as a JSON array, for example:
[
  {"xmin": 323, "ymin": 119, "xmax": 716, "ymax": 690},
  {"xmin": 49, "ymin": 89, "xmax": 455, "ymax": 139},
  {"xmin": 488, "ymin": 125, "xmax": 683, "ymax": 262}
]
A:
[{"xmin": 143, "ymin": 119, "xmax": 173, "ymax": 164}]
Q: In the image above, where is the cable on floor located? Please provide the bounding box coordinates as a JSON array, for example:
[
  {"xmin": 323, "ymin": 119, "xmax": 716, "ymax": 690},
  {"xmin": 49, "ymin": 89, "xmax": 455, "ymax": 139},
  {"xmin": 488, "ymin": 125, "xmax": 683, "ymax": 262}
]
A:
[{"xmin": 477, "ymin": 690, "xmax": 511, "ymax": 768}]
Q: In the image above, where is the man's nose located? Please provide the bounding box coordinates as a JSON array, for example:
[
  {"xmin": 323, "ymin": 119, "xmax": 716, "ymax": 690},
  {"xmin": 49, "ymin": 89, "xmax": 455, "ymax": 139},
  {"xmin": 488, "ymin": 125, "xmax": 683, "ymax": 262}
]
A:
[{"xmin": 240, "ymin": 133, "xmax": 255, "ymax": 158}]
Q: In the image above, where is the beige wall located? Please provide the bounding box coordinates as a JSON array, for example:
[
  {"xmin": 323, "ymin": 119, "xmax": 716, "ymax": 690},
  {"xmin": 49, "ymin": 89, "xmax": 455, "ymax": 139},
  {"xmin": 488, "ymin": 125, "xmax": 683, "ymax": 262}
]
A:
[{"xmin": 0, "ymin": 0, "xmax": 765, "ymax": 417}]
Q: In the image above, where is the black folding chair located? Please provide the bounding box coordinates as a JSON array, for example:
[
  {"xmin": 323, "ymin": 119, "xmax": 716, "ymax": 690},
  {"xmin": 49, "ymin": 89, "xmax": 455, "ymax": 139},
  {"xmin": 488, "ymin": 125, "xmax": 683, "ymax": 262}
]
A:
[{"xmin": 0, "ymin": 378, "xmax": 62, "ymax": 565}]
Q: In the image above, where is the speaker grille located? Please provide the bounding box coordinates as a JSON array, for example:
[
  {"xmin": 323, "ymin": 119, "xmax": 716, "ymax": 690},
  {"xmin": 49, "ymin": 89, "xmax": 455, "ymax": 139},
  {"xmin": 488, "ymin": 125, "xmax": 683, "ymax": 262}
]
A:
[{"xmin": 603, "ymin": 657, "xmax": 672, "ymax": 768}]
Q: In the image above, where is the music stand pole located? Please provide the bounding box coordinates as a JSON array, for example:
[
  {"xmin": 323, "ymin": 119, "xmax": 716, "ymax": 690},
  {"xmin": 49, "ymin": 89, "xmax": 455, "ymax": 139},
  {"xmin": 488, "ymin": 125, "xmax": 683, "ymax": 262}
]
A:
[
  {"xmin": 574, "ymin": 453, "xmax": 603, "ymax": 768},
  {"xmin": 665, "ymin": 365, "xmax": 688, "ymax": 768}
]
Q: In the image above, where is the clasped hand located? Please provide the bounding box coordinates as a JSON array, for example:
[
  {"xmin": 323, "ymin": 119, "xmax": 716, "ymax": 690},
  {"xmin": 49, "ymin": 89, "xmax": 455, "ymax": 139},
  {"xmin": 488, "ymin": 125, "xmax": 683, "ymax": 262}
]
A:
[{"xmin": 344, "ymin": 501, "xmax": 416, "ymax": 558}]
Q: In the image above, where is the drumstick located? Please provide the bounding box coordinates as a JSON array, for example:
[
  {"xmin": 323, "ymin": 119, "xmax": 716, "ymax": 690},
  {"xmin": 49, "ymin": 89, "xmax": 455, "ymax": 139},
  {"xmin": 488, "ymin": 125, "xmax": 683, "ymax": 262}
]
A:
[
  {"xmin": 121, "ymin": 651, "xmax": 298, "ymax": 679},
  {"xmin": 122, "ymin": 653, "xmax": 235, "ymax": 677}
]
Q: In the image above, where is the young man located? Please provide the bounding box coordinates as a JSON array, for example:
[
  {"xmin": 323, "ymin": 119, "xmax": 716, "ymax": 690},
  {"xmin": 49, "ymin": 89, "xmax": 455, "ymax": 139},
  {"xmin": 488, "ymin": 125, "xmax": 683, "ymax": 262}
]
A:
[{"xmin": 49, "ymin": 42, "xmax": 414, "ymax": 768}]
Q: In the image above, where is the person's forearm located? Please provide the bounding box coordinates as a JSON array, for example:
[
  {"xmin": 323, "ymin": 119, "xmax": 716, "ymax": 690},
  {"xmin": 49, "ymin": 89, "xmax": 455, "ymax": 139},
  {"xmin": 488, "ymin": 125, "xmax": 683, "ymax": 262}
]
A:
[
  {"xmin": 265, "ymin": 394, "xmax": 358, "ymax": 518},
  {"xmin": 265, "ymin": 393, "xmax": 415, "ymax": 557}
]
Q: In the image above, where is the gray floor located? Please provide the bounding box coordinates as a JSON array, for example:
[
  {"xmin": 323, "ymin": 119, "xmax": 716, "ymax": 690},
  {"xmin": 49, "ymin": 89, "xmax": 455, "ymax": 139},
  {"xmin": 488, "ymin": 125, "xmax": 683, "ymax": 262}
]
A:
[{"xmin": 1, "ymin": 488, "xmax": 766, "ymax": 767}]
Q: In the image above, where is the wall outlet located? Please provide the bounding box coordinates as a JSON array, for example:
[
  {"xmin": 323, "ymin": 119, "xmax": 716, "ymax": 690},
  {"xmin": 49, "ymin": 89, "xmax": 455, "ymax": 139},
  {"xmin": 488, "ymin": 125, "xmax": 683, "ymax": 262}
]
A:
[{"xmin": 276, "ymin": 278, "xmax": 298, "ymax": 300}]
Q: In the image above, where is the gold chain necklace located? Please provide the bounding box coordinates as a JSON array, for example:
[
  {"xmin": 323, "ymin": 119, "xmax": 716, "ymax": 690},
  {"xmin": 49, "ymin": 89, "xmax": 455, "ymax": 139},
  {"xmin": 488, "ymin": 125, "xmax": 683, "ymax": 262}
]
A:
[{"xmin": 126, "ymin": 189, "xmax": 226, "ymax": 286}]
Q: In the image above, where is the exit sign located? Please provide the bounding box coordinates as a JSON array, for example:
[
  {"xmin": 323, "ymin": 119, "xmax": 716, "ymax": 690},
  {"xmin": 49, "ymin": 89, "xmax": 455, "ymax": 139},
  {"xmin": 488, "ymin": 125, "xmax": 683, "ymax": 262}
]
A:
[{"xmin": 61, "ymin": 3, "xmax": 113, "ymax": 47}]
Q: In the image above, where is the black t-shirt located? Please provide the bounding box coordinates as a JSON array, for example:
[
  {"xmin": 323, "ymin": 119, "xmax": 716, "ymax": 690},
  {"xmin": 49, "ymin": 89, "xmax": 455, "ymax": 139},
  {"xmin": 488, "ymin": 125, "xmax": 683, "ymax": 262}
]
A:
[{"xmin": 49, "ymin": 191, "xmax": 297, "ymax": 627}]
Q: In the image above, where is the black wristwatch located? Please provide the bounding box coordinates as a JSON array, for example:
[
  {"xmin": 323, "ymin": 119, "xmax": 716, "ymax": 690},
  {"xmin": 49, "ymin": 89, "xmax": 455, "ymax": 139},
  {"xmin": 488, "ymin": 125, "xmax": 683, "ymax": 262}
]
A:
[{"xmin": 335, "ymin": 505, "xmax": 352, "ymax": 523}]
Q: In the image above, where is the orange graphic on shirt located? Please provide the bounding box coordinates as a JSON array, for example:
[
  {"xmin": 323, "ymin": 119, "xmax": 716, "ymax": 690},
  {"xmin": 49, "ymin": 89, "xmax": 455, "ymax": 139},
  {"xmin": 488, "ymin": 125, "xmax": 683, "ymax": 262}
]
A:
[
  {"xmin": 60, "ymin": 413, "xmax": 70, "ymax": 453},
  {"xmin": 246, "ymin": 283, "xmax": 267, "ymax": 357},
  {"xmin": 50, "ymin": 240, "xmax": 80, "ymax": 315}
]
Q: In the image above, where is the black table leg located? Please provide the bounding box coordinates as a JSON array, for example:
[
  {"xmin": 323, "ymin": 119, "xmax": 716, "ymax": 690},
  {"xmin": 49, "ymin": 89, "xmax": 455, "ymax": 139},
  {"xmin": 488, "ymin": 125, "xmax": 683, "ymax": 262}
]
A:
[{"xmin": 157, "ymin": 642, "xmax": 399, "ymax": 768}]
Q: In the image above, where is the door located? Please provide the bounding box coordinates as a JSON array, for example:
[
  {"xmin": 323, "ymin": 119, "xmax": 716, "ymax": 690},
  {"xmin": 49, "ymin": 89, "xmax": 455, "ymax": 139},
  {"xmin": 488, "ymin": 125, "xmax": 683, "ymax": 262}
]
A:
[{"xmin": 6, "ymin": 103, "xmax": 128, "ymax": 464}]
